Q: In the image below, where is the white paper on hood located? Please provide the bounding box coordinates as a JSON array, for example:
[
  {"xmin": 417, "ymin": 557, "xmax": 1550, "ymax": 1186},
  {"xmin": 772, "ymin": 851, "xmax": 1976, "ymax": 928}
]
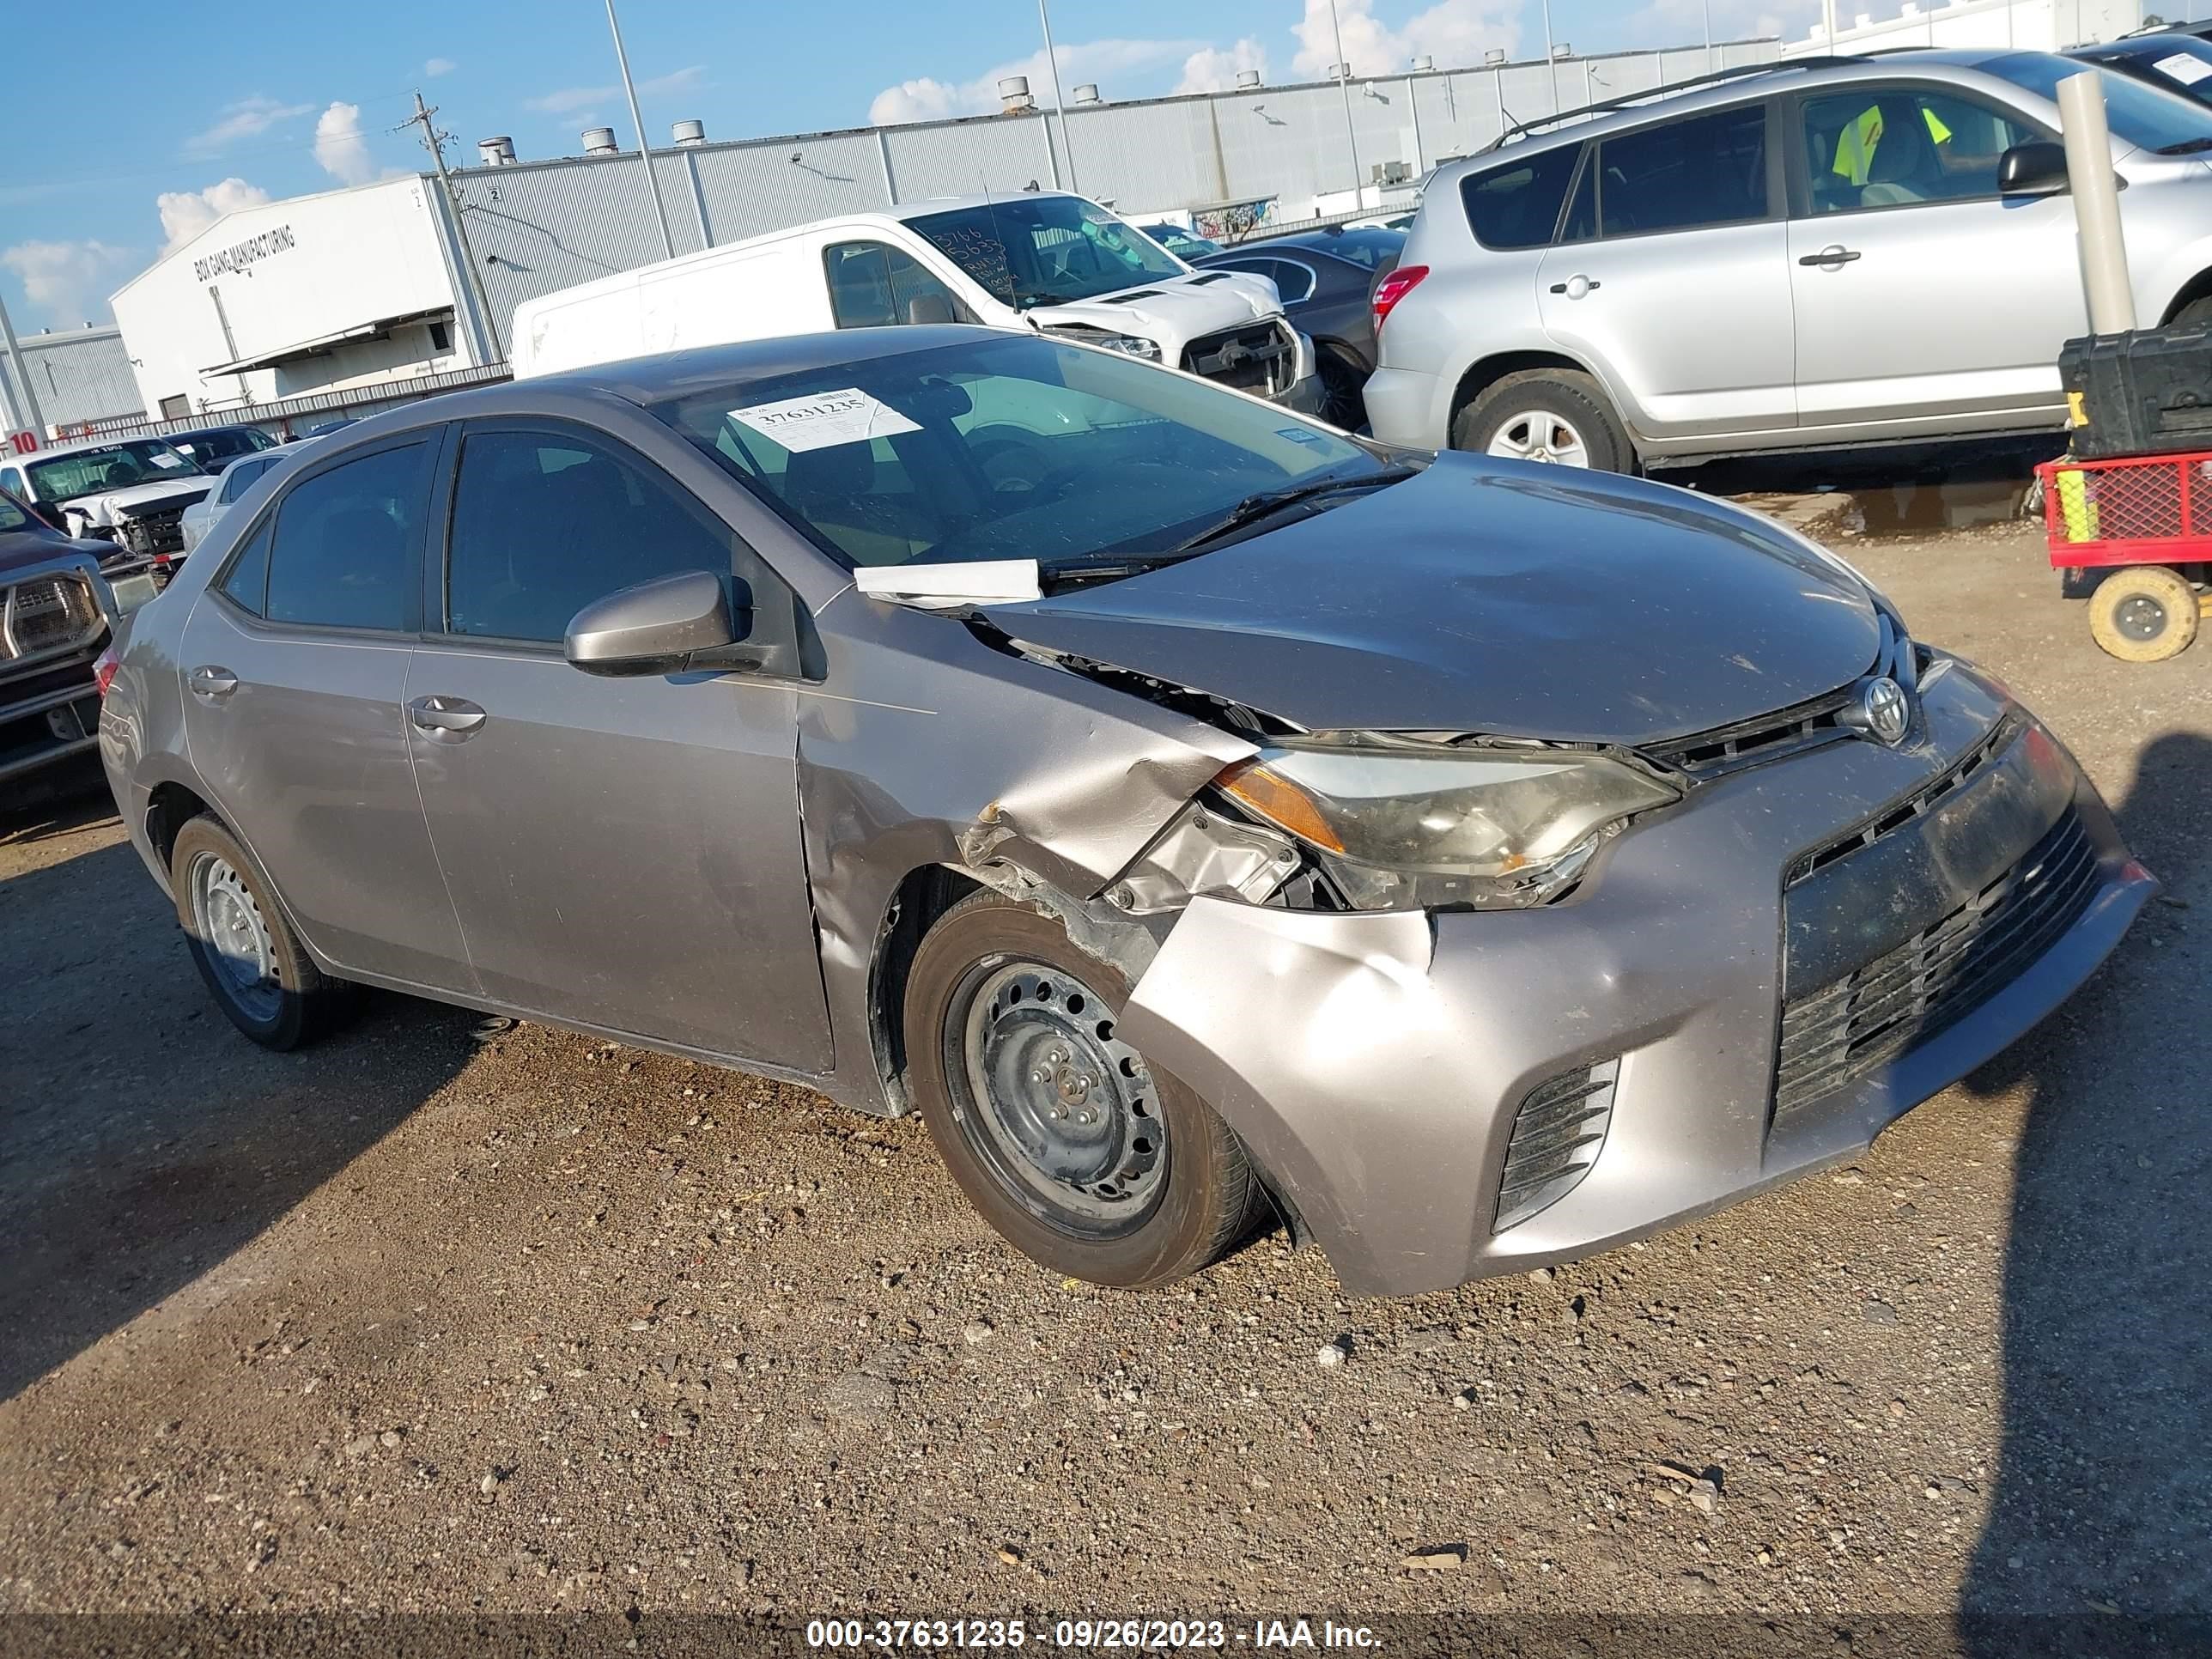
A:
[
  {"xmin": 727, "ymin": 389, "xmax": 921, "ymax": 453},
  {"xmin": 2155, "ymin": 52, "xmax": 2212, "ymax": 84},
  {"xmin": 852, "ymin": 559, "xmax": 1042, "ymax": 609}
]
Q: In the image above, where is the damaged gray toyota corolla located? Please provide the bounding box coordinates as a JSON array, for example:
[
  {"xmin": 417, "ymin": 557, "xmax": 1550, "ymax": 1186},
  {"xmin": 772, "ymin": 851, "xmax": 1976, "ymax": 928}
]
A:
[{"xmin": 98, "ymin": 325, "xmax": 2156, "ymax": 1296}]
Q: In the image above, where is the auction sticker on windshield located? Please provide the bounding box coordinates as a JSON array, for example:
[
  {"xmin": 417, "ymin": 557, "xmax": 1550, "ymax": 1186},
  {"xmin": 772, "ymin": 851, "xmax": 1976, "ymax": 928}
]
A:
[
  {"xmin": 728, "ymin": 389, "xmax": 921, "ymax": 453},
  {"xmin": 2154, "ymin": 52, "xmax": 2212, "ymax": 85}
]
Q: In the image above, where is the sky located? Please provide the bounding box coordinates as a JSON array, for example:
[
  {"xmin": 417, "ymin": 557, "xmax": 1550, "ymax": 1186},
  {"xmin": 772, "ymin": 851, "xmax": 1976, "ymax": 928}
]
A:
[{"xmin": 0, "ymin": 0, "xmax": 1818, "ymax": 332}]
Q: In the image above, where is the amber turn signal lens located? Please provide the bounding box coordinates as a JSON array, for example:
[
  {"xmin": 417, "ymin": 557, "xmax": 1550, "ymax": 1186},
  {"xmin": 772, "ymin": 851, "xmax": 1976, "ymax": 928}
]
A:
[{"xmin": 1218, "ymin": 759, "xmax": 1346, "ymax": 854}]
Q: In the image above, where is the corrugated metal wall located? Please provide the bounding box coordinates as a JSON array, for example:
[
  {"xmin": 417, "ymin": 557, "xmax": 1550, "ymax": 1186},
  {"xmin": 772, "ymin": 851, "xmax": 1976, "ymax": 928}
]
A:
[
  {"xmin": 0, "ymin": 325, "xmax": 144, "ymax": 429},
  {"xmin": 441, "ymin": 40, "xmax": 1779, "ymax": 355}
]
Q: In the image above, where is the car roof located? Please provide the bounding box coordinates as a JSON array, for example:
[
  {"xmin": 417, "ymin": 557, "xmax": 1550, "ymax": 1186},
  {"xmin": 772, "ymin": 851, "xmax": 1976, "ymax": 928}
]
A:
[
  {"xmin": 169, "ymin": 423, "xmax": 264, "ymax": 439},
  {"xmin": 1444, "ymin": 49, "xmax": 2068, "ymax": 174},
  {"xmin": 14, "ymin": 432, "xmax": 185, "ymax": 461},
  {"xmin": 1233, "ymin": 226, "xmax": 1406, "ymax": 257}
]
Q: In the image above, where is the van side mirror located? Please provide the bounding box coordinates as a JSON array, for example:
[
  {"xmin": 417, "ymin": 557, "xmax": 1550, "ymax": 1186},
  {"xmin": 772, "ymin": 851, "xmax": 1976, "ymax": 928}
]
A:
[
  {"xmin": 1998, "ymin": 142, "xmax": 2070, "ymax": 197},
  {"xmin": 905, "ymin": 292, "xmax": 957, "ymax": 325},
  {"xmin": 565, "ymin": 569, "xmax": 745, "ymax": 677}
]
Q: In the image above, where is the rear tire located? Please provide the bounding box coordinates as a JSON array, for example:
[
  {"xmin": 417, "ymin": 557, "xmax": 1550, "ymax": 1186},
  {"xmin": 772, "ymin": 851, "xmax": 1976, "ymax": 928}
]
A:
[
  {"xmin": 2086, "ymin": 564, "xmax": 2200, "ymax": 662},
  {"xmin": 1455, "ymin": 369, "xmax": 1635, "ymax": 474},
  {"xmin": 902, "ymin": 890, "xmax": 1258, "ymax": 1288},
  {"xmin": 171, "ymin": 815, "xmax": 356, "ymax": 1049}
]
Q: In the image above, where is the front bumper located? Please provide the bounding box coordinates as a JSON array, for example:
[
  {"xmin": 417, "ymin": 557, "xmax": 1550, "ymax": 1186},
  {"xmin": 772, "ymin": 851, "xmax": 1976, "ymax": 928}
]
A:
[{"xmin": 1121, "ymin": 664, "xmax": 2154, "ymax": 1297}]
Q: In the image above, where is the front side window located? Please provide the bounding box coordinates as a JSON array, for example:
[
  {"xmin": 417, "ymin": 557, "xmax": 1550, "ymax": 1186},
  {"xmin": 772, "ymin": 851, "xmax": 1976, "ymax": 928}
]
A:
[
  {"xmin": 264, "ymin": 443, "xmax": 430, "ymax": 632},
  {"xmin": 823, "ymin": 242, "xmax": 973, "ymax": 329},
  {"xmin": 1595, "ymin": 105, "xmax": 1769, "ymax": 236},
  {"xmin": 1, "ymin": 468, "xmax": 24, "ymax": 501},
  {"xmin": 0, "ymin": 494, "xmax": 28, "ymax": 532},
  {"xmin": 1462, "ymin": 144, "xmax": 1582, "ymax": 249},
  {"xmin": 905, "ymin": 197, "xmax": 1187, "ymax": 310},
  {"xmin": 1803, "ymin": 88, "xmax": 2038, "ymax": 213},
  {"xmin": 651, "ymin": 333, "xmax": 1382, "ymax": 573},
  {"xmin": 444, "ymin": 428, "xmax": 738, "ymax": 644},
  {"xmin": 24, "ymin": 440, "xmax": 197, "ymax": 505}
]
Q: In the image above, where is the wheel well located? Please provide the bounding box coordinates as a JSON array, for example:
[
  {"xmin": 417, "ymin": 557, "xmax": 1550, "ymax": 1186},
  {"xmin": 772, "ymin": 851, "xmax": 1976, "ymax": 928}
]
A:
[
  {"xmin": 146, "ymin": 781, "xmax": 214, "ymax": 870},
  {"xmin": 2163, "ymin": 273, "xmax": 2212, "ymax": 326},
  {"xmin": 1449, "ymin": 349, "xmax": 1596, "ymax": 431},
  {"xmin": 867, "ymin": 864, "xmax": 985, "ymax": 1112}
]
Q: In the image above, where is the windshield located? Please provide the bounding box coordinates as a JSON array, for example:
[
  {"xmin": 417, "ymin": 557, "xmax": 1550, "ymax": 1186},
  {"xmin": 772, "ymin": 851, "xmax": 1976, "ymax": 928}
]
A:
[
  {"xmin": 1978, "ymin": 51, "xmax": 2212, "ymax": 151},
  {"xmin": 26, "ymin": 440, "xmax": 200, "ymax": 503},
  {"xmin": 652, "ymin": 334, "xmax": 1383, "ymax": 573},
  {"xmin": 2094, "ymin": 35, "xmax": 2212, "ymax": 104},
  {"xmin": 907, "ymin": 197, "xmax": 1188, "ymax": 311}
]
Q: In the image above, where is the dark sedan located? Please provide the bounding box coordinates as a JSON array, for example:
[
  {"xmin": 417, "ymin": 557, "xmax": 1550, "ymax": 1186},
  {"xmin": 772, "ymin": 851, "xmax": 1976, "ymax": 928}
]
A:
[
  {"xmin": 167, "ymin": 423, "xmax": 280, "ymax": 475},
  {"xmin": 2070, "ymin": 29, "xmax": 2212, "ymax": 105},
  {"xmin": 1195, "ymin": 225, "xmax": 1406, "ymax": 427}
]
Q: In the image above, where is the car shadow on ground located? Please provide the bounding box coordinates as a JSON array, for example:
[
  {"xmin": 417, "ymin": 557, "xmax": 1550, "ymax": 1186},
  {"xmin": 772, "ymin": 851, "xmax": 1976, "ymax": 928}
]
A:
[
  {"xmin": 0, "ymin": 776, "xmax": 482, "ymax": 1405},
  {"xmin": 1960, "ymin": 730, "xmax": 2212, "ymax": 1639}
]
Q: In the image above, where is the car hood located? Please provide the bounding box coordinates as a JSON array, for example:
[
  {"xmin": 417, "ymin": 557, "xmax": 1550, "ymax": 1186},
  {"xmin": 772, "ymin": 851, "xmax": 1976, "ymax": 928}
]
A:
[
  {"xmin": 1029, "ymin": 270, "xmax": 1284, "ymax": 355},
  {"xmin": 980, "ymin": 454, "xmax": 1884, "ymax": 745},
  {"xmin": 66, "ymin": 479, "xmax": 213, "ymax": 526},
  {"xmin": 0, "ymin": 532, "xmax": 106, "ymax": 580}
]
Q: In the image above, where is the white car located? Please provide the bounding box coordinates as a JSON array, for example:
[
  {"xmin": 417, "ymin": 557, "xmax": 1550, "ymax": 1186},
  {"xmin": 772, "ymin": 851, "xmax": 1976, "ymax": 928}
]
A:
[
  {"xmin": 512, "ymin": 191, "xmax": 1322, "ymax": 410},
  {"xmin": 0, "ymin": 436, "xmax": 214, "ymax": 558},
  {"xmin": 178, "ymin": 440, "xmax": 313, "ymax": 555}
]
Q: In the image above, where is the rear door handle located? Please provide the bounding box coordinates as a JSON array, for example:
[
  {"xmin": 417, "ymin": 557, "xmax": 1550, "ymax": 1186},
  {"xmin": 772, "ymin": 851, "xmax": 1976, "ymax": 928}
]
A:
[
  {"xmin": 187, "ymin": 665, "xmax": 239, "ymax": 699},
  {"xmin": 407, "ymin": 695, "xmax": 487, "ymax": 740},
  {"xmin": 1547, "ymin": 274, "xmax": 1601, "ymax": 297},
  {"xmin": 1799, "ymin": 246, "xmax": 1863, "ymax": 266}
]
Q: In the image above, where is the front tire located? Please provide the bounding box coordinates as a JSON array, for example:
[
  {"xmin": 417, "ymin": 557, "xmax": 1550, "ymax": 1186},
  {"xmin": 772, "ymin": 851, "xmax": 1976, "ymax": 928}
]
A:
[
  {"xmin": 2087, "ymin": 564, "xmax": 2200, "ymax": 662},
  {"xmin": 1455, "ymin": 368, "xmax": 1635, "ymax": 474},
  {"xmin": 903, "ymin": 891, "xmax": 1258, "ymax": 1287},
  {"xmin": 171, "ymin": 815, "xmax": 356, "ymax": 1049}
]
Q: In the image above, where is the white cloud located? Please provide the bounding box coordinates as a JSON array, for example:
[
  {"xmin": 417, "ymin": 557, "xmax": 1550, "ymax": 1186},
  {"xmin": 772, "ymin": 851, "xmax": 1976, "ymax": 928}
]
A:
[
  {"xmin": 1176, "ymin": 39, "xmax": 1269, "ymax": 95},
  {"xmin": 0, "ymin": 240, "xmax": 134, "ymax": 326},
  {"xmin": 1621, "ymin": 0, "xmax": 1812, "ymax": 47},
  {"xmin": 1291, "ymin": 0, "xmax": 1520, "ymax": 78},
  {"xmin": 185, "ymin": 95, "xmax": 314, "ymax": 157},
  {"xmin": 156, "ymin": 178, "xmax": 272, "ymax": 253},
  {"xmin": 313, "ymin": 101, "xmax": 376, "ymax": 186},
  {"xmin": 868, "ymin": 37, "xmax": 1206, "ymax": 125},
  {"xmin": 525, "ymin": 64, "xmax": 707, "ymax": 117},
  {"xmin": 425, "ymin": 57, "xmax": 458, "ymax": 77}
]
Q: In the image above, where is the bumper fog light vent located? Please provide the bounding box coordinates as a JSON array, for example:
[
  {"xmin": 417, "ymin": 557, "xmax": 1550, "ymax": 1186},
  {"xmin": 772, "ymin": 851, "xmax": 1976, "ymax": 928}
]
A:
[{"xmin": 1493, "ymin": 1058, "xmax": 1619, "ymax": 1234}]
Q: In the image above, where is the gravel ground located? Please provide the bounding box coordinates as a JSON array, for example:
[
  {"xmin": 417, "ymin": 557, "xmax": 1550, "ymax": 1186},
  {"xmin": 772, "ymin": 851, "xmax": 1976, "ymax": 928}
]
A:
[{"xmin": 1, "ymin": 518, "xmax": 2206, "ymax": 1638}]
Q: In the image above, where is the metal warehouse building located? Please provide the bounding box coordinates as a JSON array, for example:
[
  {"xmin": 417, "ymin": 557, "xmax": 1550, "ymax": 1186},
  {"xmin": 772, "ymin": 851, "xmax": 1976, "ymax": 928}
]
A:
[
  {"xmin": 105, "ymin": 38, "xmax": 1777, "ymax": 430},
  {"xmin": 0, "ymin": 324, "xmax": 143, "ymax": 435}
]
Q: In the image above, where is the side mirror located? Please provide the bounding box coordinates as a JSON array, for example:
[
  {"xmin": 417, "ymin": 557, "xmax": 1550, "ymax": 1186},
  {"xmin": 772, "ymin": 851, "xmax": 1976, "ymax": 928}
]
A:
[
  {"xmin": 29, "ymin": 501, "xmax": 71, "ymax": 534},
  {"xmin": 564, "ymin": 569, "xmax": 745, "ymax": 678},
  {"xmin": 1998, "ymin": 141, "xmax": 2070, "ymax": 197},
  {"xmin": 905, "ymin": 292, "xmax": 957, "ymax": 325}
]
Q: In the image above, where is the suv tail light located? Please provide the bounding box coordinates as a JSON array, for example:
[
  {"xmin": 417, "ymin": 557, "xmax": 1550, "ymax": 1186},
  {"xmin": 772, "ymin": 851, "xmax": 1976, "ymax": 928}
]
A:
[
  {"xmin": 94, "ymin": 644, "xmax": 120, "ymax": 699},
  {"xmin": 1370, "ymin": 264, "xmax": 1429, "ymax": 335}
]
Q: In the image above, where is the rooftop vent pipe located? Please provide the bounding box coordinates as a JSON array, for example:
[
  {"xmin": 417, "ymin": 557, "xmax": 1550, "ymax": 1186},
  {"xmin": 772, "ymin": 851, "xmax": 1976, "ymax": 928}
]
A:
[
  {"xmin": 1072, "ymin": 82, "xmax": 1101, "ymax": 105},
  {"xmin": 581, "ymin": 126, "xmax": 618, "ymax": 155},
  {"xmin": 672, "ymin": 118, "xmax": 706, "ymax": 147},
  {"xmin": 999, "ymin": 76, "xmax": 1036, "ymax": 112},
  {"xmin": 1236, "ymin": 69, "xmax": 1262, "ymax": 88}
]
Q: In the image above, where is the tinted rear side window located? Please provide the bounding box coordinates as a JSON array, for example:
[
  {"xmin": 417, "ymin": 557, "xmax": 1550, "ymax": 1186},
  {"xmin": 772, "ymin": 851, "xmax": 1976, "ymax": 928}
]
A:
[
  {"xmin": 219, "ymin": 518, "xmax": 274, "ymax": 616},
  {"xmin": 1462, "ymin": 144, "xmax": 1583, "ymax": 249},
  {"xmin": 1596, "ymin": 105, "xmax": 1769, "ymax": 235},
  {"xmin": 265, "ymin": 443, "xmax": 431, "ymax": 632}
]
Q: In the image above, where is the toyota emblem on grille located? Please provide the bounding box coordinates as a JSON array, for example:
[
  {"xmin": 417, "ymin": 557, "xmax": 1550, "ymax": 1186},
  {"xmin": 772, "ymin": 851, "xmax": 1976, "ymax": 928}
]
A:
[{"xmin": 1855, "ymin": 676, "xmax": 1911, "ymax": 746}]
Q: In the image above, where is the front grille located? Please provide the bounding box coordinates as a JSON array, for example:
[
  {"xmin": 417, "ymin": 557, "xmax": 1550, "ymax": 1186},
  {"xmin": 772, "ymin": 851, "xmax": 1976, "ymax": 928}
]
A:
[
  {"xmin": 3, "ymin": 575, "xmax": 101, "ymax": 662},
  {"xmin": 1183, "ymin": 321, "xmax": 1295, "ymax": 397},
  {"xmin": 1786, "ymin": 712, "xmax": 2026, "ymax": 885},
  {"xmin": 1494, "ymin": 1059, "xmax": 1619, "ymax": 1233},
  {"xmin": 120, "ymin": 507, "xmax": 189, "ymax": 556},
  {"xmin": 1774, "ymin": 810, "xmax": 2101, "ymax": 1117}
]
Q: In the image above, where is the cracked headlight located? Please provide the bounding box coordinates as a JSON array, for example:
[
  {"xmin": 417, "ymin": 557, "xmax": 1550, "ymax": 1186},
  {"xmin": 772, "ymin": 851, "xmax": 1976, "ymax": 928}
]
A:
[
  {"xmin": 1218, "ymin": 741, "xmax": 1680, "ymax": 911},
  {"xmin": 1071, "ymin": 331, "xmax": 1161, "ymax": 361}
]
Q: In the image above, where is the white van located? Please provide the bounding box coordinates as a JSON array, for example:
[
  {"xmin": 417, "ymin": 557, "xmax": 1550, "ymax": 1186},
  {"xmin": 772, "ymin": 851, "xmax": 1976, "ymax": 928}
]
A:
[{"xmin": 511, "ymin": 191, "xmax": 1322, "ymax": 410}]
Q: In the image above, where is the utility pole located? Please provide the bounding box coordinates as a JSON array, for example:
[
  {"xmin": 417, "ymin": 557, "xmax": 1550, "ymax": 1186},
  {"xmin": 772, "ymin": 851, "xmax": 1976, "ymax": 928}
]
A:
[
  {"xmin": 606, "ymin": 0, "xmax": 677, "ymax": 259},
  {"xmin": 1542, "ymin": 0, "xmax": 1559, "ymax": 110},
  {"xmin": 407, "ymin": 92, "xmax": 507, "ymax": 365},
  {"xmin": 1036, "ymin": 0, "xmax": 1078, "ymax": 193},
  {"xmin": 0, "ymin": 288, "xmax": 46, "ymax": 441},
  {"xmin": 1328, "ymin": 0, "xmax": 1365, "ymax": 204}
]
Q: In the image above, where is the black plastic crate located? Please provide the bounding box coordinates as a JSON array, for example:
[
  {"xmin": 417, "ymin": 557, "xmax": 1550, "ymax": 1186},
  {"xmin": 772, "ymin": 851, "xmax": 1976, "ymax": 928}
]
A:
[{"xmin": 2059, "ymin": 325, "xmax": 2212, "ymax": 459}]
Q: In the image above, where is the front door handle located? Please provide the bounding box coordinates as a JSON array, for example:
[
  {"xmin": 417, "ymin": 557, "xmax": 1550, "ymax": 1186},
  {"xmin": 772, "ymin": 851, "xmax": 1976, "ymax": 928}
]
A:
[
  {"xmin": 188, "ymin": 665, "xmax": 240, "ymax": 699},
  {"xmin": 407, "ymin": 695, "xmax": 488, "ymax": 740},
  {"xmin": 1547, "ymin": 274, "xmax": 1601, "ymax": 298},
  {"xmin": 1799, "ymin": 245, "xmax": 1863, "ymax": 267}
]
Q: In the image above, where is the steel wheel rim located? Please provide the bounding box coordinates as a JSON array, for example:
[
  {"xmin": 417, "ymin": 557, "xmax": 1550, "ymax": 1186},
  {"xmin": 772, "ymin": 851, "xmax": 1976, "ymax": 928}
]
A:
[
  {"xmin": 189, "ymin": 851, "xmax": 282, "ymax": 1024},
  {"xmin": 1486, "ymin": 409, "xmax": 1591, "ymax": 466},
  {"xmin": 948, "ymin": 959, "xmax": 1168, "ymax": 1236},
  {"xmin": 2116, "ymin": 592, "xmax": 2167, "ymax": 641}
]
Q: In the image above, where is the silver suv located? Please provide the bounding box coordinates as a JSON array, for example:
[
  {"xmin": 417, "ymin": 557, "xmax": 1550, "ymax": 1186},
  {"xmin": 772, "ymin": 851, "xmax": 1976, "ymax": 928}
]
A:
[{"xmin": 1364, "ymin": 50, "xmax": 2212, "ymax": 471}]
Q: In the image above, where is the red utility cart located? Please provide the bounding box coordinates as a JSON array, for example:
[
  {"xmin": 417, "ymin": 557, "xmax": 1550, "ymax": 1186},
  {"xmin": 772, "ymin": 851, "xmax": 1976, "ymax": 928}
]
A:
[{"xmin": 2037, "ymin": 450, "xmax": 2212, "ymax": 661}]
